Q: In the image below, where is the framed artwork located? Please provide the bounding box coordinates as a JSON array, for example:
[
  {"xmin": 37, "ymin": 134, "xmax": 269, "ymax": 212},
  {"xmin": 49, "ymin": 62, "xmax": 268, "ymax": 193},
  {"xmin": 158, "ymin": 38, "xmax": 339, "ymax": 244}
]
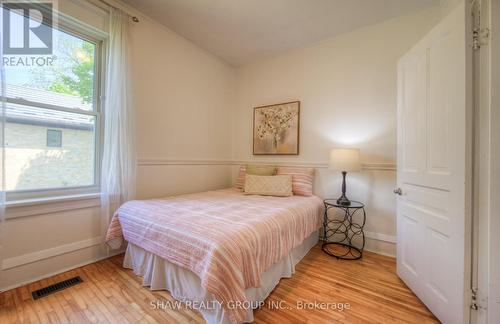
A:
[{"xmin": 253, "ymin": 101, "xmax": 300, "ymax": 155}]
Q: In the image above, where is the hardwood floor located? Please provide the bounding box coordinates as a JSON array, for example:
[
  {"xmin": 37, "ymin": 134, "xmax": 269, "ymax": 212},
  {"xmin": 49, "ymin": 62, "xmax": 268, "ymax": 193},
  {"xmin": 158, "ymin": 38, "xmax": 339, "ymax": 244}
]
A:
[{"xmin": 0, "ymin": 245, "xmax": 438, "ymax": 323}]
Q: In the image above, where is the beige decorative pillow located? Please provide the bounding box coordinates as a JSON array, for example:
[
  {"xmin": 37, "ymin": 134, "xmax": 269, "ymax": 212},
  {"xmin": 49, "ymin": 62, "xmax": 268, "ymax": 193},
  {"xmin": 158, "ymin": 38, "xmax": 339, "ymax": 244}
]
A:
[{"xmin": 244, "ymin": 174, "xmax": 293, "ymax": 197}]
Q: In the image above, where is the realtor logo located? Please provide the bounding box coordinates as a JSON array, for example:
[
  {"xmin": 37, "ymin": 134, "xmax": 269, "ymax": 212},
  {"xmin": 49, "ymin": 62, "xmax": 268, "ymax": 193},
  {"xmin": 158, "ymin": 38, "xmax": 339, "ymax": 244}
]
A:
[{"xmin": 2, "ymin": 1, "xmax": 54, "ymax": 55}]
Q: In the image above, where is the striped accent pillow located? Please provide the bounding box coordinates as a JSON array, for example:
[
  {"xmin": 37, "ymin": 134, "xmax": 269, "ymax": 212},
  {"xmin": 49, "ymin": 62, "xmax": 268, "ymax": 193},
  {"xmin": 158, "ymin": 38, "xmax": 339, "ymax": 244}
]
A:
[
  {"xmin": 235, "ymin": 165, "xmax": 246, "ymax": 190},
  {"xmin": 277, "ymin": 167, "xmax": 315, "ymax": 196}
]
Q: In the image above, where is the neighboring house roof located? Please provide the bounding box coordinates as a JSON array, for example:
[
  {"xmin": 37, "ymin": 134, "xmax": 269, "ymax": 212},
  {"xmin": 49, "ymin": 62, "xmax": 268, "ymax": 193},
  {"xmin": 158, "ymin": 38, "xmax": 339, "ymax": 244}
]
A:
[{"xmin": 4, "ymin": 84, "xmax": 94, "ymax": 130}]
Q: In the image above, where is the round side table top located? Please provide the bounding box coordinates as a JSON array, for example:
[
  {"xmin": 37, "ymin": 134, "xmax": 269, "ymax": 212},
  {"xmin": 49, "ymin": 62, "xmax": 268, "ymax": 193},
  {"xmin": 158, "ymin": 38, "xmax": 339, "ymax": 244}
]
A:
[{"xmin": 323, "ymin": 200, "xmax": 364, "ymax": 209}]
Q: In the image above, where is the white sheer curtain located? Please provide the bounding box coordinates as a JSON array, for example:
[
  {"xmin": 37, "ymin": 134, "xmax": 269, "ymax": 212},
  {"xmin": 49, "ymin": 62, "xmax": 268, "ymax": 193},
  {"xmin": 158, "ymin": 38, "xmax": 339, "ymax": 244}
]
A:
[
  {"xmin": 101, "ymin": 7, "xmax": 136, "ymax": 246},
  {"xmin": 0, "ymin": 16, "xmax": 6, "ymax": 287}
]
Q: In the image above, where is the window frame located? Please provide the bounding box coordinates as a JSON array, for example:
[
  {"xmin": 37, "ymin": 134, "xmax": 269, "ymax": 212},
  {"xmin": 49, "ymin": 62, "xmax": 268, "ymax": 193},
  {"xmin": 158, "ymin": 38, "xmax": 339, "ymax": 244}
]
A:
[
  {"xmin": 5, "ymin": 15, "xmax": 107, "ymax": 202},
  {"xmin": 46, "ymin": 129, "xmax": 63, "ymax": 147}
]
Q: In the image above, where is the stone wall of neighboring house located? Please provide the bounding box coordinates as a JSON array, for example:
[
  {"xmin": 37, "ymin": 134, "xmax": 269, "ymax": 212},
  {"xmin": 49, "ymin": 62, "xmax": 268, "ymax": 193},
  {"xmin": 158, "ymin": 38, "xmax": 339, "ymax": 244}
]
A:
[{"xmin": 5, "ymin": 122, "xmax": 95, "ymax": 191}]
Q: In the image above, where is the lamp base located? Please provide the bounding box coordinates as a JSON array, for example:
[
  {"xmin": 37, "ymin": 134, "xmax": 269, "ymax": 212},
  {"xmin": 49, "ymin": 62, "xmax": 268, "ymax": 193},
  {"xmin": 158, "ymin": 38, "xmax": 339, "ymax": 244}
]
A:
[{"xmin": 336, "ymin": 195, "xmax": 351, "ymax": 206}]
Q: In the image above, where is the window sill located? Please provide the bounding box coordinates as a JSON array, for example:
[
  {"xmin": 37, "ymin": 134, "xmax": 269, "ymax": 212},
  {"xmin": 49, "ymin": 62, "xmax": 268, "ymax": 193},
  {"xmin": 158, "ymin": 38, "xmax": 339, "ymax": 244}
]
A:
[{"xmin": 5, "ymin": 193, "xmax": 102, "ymax": 220}]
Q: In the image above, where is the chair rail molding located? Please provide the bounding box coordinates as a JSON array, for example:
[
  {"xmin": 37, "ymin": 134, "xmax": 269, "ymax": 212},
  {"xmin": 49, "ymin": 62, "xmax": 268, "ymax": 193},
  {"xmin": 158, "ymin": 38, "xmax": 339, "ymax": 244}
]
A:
[
  {"xmin": 138, "ymin": 158, "xmax": 232, "ymax": 166},
  {"xmin": 137, "ymin": 158, "xmax": 396, "ymax": 171}
]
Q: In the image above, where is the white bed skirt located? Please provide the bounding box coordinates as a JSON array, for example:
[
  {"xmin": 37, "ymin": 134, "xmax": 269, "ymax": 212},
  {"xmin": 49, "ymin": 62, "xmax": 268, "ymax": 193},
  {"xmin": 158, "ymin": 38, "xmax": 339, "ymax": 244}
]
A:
[{"xmin": 123, "ymin": 230, "xmax": 319, "ymax": 324}]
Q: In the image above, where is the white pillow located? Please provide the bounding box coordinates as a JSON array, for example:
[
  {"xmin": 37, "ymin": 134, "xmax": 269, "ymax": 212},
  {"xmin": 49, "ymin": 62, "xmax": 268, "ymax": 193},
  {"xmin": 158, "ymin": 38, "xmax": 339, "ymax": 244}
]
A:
[{"xmin": 244, "ymin": 174, "xmax": 293, "ymax": 197}]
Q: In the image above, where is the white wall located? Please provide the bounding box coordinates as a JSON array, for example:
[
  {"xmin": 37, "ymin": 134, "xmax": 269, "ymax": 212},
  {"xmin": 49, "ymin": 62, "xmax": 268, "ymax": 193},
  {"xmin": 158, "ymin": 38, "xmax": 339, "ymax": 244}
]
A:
[
  {"xmin": 440, "ymin": 0, "xmax": 463, "ymax": 17},
  {"xmin": 231, "ymin": 7, "xmax": 441, "ymax": 256},
  {"xmin": 131, "ymin": 11, "xmax": 235, "ymax": 198},
  {"xmin": 1, "ymin": 0, "xmax": 234, "ymax": 291}
]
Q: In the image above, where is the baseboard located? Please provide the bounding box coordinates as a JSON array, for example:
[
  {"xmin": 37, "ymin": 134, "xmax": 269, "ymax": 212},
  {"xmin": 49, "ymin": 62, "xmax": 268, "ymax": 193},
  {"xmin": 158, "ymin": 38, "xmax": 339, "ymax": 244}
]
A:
[
  {"xmin": 364, "ymin": 232, "xmax": 396, "ymax": 257},
  {"xmin": 320, "ymin": 230, "xmax": 396, "ymax": 257},
  {"xmin": 364, "ymin": 245, "xmax": 396, "ymax": 258},
  {"xmin": 364, "ymin": 237, "xmax": 396, "ymax": 257},
  {"xmin": 0, "ymin": 249, "xmax": 124, "ymax": 292},
  {"xmin": 2, "ymin": 236, "xmax": 103, "ymax": 270},
  {"xmin": 1, "ymin": 235, "xmax": 125, "ymax": 292},
  {"xmin": 365, "ymin": 231, "xmax": 397, "ymax": 244}
]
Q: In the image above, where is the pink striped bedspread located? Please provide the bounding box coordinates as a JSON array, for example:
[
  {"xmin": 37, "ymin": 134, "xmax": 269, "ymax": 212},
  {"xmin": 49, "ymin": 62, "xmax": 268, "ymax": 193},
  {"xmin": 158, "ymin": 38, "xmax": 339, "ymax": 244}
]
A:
[{"xmin": 105, "ymin": 188, "xmax": 323, "ymax": 323}]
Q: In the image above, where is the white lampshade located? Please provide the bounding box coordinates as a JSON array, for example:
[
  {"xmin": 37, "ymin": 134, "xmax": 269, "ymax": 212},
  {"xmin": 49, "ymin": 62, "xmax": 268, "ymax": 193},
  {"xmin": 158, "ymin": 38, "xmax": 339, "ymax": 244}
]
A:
[{"xmin": 329, "ymin": 148, "xmax": 361, "ymax": 172}]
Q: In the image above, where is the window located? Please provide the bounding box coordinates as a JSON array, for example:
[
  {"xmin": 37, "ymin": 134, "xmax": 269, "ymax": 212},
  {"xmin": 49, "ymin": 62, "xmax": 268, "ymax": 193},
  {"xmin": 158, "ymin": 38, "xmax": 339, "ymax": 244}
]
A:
[
  {"xmin": 3, "ymin": 13, "xmax": 103, "ymax": 197},
  {"xmin": 47, "ymin": 130, "xmax": 62, "ymax": 147}
]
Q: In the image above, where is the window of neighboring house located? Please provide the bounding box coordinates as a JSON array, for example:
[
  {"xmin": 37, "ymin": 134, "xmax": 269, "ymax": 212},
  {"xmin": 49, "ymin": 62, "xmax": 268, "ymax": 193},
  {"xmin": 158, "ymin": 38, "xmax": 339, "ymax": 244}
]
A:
[
  {"xmin": 3, "ymin": 9, "xmax": 104, "ymax": 198},
  {"xmin": 47, "ymin": 130, "xmax": 63, "ymax": 148}
]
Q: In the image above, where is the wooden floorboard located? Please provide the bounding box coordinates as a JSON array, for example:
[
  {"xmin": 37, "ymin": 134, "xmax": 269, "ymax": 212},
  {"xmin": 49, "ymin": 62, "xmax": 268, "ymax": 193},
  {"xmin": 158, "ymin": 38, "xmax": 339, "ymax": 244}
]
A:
[{"xmin": 0, "ymin": 244, "xmax": 438, "ymax": 323}]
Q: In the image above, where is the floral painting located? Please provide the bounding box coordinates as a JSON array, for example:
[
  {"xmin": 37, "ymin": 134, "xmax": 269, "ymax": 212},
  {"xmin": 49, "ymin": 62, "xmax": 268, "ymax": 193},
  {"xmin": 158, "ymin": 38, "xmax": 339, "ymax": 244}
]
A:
[{"xmin": 253, "ymin": 101, "xmax": 300, "ymax": 155}]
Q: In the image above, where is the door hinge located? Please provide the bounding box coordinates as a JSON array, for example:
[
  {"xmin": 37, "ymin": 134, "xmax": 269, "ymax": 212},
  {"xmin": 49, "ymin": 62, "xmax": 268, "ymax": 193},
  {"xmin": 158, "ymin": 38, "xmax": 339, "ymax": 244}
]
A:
[
  {"xmin": 472, "ymin": 28, "xmax": 490, "ymax": 50},
  {"xmin": 471, "ymin": 287, "xmax": 488, "ymax": 310}
]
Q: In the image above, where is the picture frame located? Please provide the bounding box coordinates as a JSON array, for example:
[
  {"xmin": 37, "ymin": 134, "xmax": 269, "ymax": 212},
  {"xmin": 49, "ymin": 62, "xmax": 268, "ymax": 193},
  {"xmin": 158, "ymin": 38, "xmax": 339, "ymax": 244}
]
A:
[{"xmin": 253, "ymin": 101, "xmax": 300, "ymax": 155}]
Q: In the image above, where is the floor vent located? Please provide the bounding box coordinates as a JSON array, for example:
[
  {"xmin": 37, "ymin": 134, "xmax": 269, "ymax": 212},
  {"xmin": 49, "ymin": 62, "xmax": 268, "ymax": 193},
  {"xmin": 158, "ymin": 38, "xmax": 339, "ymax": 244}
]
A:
[{"xmin": 32, "ymin": 276, "xmax": 83, "ymax": 300}]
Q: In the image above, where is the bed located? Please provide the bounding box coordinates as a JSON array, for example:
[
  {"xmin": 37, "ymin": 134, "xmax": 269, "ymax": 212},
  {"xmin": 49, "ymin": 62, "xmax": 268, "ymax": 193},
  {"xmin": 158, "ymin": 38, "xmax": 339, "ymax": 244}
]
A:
[{"xmin": 106, "ymin": 187, "xmax": 324, "ymax": 324}]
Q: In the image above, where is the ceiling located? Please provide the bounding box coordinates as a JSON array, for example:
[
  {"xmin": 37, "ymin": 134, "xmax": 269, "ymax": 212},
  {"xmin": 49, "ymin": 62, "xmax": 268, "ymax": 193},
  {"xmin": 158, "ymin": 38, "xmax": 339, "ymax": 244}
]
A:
[{"xmin": 122, "ymin": 0, "xmax": 440, "ymax": 66}]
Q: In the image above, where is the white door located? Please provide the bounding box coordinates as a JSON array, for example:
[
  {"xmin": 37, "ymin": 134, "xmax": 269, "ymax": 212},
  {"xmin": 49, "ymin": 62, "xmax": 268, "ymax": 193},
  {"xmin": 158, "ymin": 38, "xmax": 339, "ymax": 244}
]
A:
[{"xmin": 396, "ymin": 2, "xmax": 471, "ymax": 324}]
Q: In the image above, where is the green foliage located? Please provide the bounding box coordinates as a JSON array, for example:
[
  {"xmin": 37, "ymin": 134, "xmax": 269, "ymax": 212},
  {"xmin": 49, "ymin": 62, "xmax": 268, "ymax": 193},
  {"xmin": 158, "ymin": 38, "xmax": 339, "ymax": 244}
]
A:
[
  {"xmin": 49, "ymin": 42, "xmax": 95, "ymax": 104},
  {"xmin": 23, "ymin": 31, "xmax": 97, "ymax": 105}
]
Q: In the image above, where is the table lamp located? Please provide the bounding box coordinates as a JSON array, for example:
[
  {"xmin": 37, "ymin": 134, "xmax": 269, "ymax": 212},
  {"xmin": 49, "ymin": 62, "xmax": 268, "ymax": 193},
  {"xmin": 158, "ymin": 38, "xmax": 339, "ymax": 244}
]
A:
[{"xmin": 329, "ymin": 148, "xmax": 361, "ymax": 206}]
